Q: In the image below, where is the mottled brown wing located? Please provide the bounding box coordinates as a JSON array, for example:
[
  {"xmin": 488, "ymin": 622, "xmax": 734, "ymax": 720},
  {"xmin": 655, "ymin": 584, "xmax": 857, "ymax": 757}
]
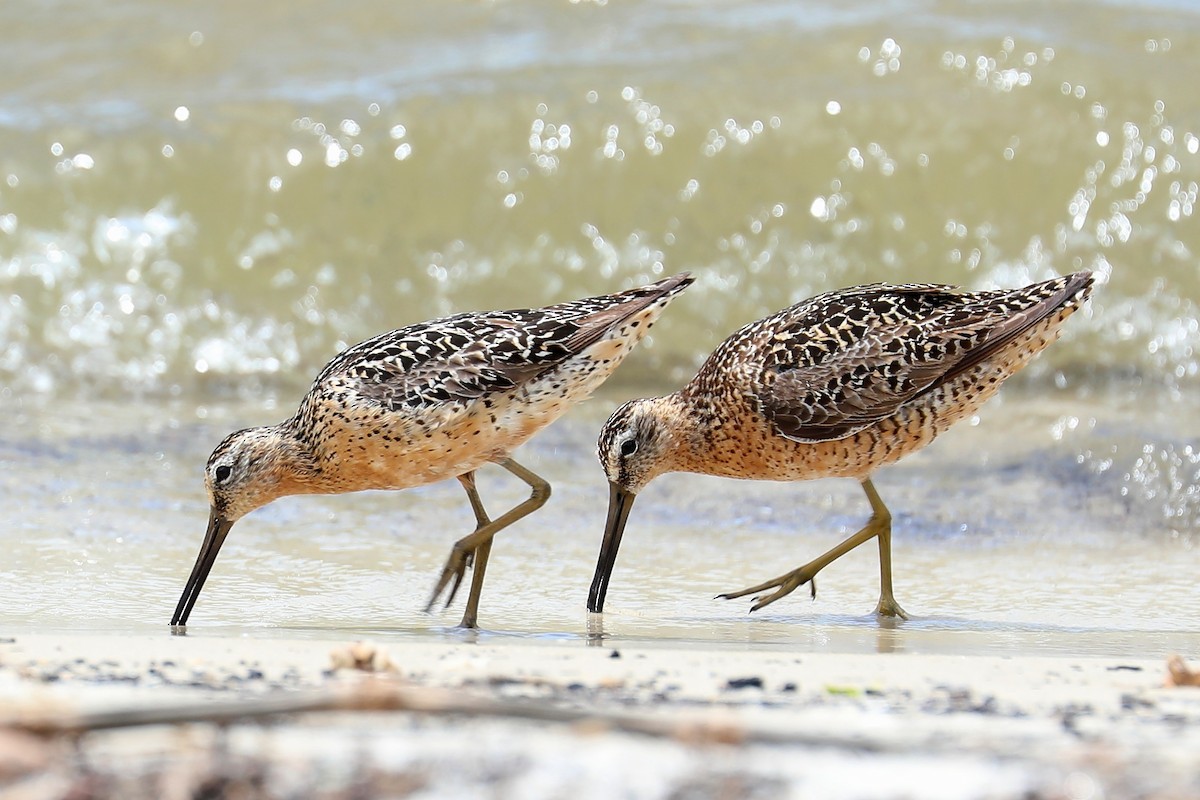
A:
[
  {"xmin": 319, "ymin": 312, "xmax": 589, "ymax": 413},
  {"xmin": 761, "ymin": 317, "xmax": 985, "ymax": 442},
  {"xmin": 758, "ymin": 275, "xmax": 1087, "ymax": 442},
  {"xmin": 313, "ymin": 272, "xmax": 694, "ymax": 413}
]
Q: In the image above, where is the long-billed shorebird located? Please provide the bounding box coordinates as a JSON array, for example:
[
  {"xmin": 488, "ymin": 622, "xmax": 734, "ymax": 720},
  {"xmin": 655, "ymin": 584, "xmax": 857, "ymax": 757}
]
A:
[
  {"xmin": 171, "ymin": 272, "xmax": 694, "ymax": 629},
  {"xmin": 588, "ymin": 272, "xmax": 1094, "ymax": 619}
]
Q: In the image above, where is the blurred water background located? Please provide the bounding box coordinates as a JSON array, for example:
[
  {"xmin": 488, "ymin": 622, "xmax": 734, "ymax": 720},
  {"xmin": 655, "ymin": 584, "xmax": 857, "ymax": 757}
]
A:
[{"xmin": 1, "ymin": 0, "xmax": 1198, "ymax": 654}]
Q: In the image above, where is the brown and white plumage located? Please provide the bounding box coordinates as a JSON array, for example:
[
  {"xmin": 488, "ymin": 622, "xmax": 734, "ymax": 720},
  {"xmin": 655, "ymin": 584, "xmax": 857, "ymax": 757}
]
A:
[
  {"xmin": 588, "ymin": 272, "xmax": 1095, "ymax": 619},
  {"xmin": 171, "ymin": 272, "xmax": 694, "ymax": 629}
]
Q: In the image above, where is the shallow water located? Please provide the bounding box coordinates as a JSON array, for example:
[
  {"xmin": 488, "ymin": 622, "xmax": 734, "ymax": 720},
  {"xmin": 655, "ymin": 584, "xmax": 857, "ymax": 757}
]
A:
[
  {"xmin": 2, "ymin": 391, "xmax": 1197, "ymax": 659},
  {"xmin": 1, "ymin": 1, "xmax": 1198, "ymax": 657}
]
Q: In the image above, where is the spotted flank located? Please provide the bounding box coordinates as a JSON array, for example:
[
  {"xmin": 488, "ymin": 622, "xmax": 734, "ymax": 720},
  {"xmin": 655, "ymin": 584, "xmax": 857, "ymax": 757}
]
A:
[
  {"xmin": 171, "ymin": 272, "xmax": 694, "ymax": 630},
  {"xmin": 588, "ymin": 272, "xmax": 1095, "ymax": 619}
]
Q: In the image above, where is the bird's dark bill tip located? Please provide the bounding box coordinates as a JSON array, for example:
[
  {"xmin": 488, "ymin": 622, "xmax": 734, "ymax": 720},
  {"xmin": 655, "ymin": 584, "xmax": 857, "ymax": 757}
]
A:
[
  {"xmin": 170, "ymin": 509, "xmax": 235, "ymax": 628},
  {"xmin": 587, "ymin": 483, "xmax": 637, "ymax": 613}
]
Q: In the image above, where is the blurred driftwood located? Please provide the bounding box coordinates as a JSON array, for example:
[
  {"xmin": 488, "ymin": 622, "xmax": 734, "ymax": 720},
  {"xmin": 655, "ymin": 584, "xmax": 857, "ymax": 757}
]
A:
[{"xmin": 1, "ymin": 678, "xmax": 876, "ymax": 751}]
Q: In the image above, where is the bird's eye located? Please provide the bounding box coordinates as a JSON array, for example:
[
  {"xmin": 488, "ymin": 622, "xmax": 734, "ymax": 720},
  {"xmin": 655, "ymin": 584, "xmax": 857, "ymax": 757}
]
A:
[
  {"xmin": 619, "ymin": 438, "xmax": 638, "ymax": 457},
  {"xmin": 214, "ymin": 464, "xmax": 232, "ymax": 484}
]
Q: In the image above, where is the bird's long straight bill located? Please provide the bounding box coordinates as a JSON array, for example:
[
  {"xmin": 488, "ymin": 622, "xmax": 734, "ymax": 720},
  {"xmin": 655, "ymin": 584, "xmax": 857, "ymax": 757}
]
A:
[
  {"xmin": 170, "ymin": 508, "xmax": 234, "ymax": 626},
  {"xmin": 587, "ymin": 482, "xmax": 636, "ymax": 613}
]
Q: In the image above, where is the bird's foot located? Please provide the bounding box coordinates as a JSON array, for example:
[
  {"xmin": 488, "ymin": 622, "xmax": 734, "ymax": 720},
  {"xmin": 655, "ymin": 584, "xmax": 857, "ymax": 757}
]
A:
[
  {"xmin": 873, "ymin": 594, "xmax": 909, "ymax": 620},
  {"xmin": 717, "ymin": 567, "xmax": 818, "ymax": 612},
  {"xmin": 425, "ymin": 544, "xmax": 473, "ymax": 613}
]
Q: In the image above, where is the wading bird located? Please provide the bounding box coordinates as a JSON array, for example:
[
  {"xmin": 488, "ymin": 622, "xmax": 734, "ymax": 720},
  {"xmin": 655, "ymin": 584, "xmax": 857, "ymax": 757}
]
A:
[
  {"xmin": 588, "ymin": 272, "xmax": 1094, "ymax": 619},
  {"xmin": 171, "ymin": 273, "xmax": 694, "ymax": 629}
]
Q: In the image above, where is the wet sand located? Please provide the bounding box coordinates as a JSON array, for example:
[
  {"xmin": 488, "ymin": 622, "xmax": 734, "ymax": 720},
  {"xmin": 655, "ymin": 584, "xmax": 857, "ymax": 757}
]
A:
[
  {"xmin": 2, "ymin": 384, "xmax": 1198, "ymax": 798},
  {"xmin": 3, "ymin": 632, "xmax": 1199, "ymax": 799},
  {"xmin": 3, "ymin": 393, "xmax": 1199, "ymax": 797}
]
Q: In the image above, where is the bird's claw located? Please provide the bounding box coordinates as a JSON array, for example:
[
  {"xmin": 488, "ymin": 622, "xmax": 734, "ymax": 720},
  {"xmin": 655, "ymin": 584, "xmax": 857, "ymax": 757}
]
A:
[
  {"xmin": 716, "ymin": 571, "xmax": 818, "ymax": 613},
  {"xmin": 426, "ymin": 545, "xmax": 473, "ymax": 613}
]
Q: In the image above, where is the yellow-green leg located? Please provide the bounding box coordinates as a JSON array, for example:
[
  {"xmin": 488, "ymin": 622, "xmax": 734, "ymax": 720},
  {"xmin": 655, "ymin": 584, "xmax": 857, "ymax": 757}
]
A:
[
  {"xmin": 718, "ymin": 477, "xmax": 909, "ymax": 619},
  {"xmin": 426, "ymin": 458, "xmax": 551, "ymax": 628},
  {"xmin": 863, "ymin": 478, "xmax": 907, "ymax": 618},
  {"xmin": 442, "ymin": 471, "xmax": 494, "ymax": 629}
]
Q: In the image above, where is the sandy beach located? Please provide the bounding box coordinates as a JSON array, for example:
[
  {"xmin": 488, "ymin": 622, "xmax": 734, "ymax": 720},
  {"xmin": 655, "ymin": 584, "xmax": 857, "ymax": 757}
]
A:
[
  {"xmin": 3, "ymin": 631, "xmax": 1199, "ymax": 799},
  {"xmin": 3, "ymin": 392, "xmax": 1196, "ymax": 799}
]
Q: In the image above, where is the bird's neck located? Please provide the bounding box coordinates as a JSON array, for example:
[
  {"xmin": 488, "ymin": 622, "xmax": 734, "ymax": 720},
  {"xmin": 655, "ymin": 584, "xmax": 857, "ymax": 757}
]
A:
[
  {"xmin": 666, "ymin": 388, "xmax": 764, "ymax": 480},
  {"xmin": 655, "ymin": 391, "xmax": 721, "ymax": 477},
  {"xmin": 269, "ymin": 419, "xmax": 326, "ymax": 495}
]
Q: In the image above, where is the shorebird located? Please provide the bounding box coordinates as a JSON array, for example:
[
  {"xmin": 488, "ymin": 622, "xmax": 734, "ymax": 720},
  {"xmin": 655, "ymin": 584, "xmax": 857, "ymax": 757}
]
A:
[
  {"xmin": 171, "ymin": 272, "xmax": 694, "ymax": 629},
  {"xmin": 588, "ymin": 272, "xmax": 1094, "ymax": 619}
]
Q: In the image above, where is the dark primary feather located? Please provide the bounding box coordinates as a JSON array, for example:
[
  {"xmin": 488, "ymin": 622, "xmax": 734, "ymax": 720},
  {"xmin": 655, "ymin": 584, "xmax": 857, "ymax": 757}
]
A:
[{"xmin": 743, "ymin": 273, "xmax": 1092, "ymax": 442}]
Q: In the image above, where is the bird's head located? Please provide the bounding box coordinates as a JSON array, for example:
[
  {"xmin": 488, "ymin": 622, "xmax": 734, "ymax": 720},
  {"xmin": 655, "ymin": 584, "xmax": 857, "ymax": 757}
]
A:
[
  {"xmin": 589, "ymin": 397, "xmax": 683, "ymax": 613},
  {"xmin": 171, "ymin": 424, "xmax": 315, "ymax": 627},
  {"xmin": 204, "ymin": 426, "xmax": 301, "ymax": 523},
  {"xmin": 596, "ymin": 397, "xmax": 679, "ymax": 496}
]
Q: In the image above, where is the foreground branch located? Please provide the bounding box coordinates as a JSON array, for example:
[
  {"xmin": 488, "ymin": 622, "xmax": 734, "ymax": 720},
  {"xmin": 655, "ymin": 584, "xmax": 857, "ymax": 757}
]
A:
[{"xmin": 3, "ymin": 679, "xmax": 893, "ymax": 752}]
